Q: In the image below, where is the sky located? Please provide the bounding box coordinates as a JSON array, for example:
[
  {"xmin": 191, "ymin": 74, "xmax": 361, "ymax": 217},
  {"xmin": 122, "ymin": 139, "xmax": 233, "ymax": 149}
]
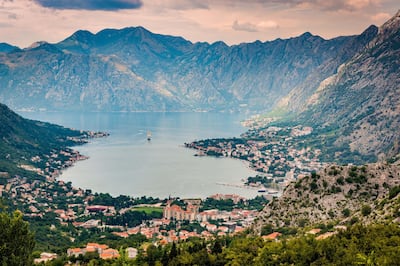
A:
[{"xmin": 0, "ymin": 0, "xmax": 398, "ymax": 48}]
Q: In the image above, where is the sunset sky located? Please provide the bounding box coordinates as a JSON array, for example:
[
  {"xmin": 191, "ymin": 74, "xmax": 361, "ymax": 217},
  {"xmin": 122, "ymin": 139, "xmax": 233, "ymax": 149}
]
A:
[{"xmin": 0, "ymin": 0, "xmax": 398, "ymax": 48}]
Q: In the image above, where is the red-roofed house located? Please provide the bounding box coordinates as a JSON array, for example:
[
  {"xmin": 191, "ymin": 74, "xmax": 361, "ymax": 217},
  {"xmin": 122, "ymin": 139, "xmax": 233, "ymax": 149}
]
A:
[
  {"xmin": 262, "ymin": 232, "xmax": 282, "ymax": 241},
  {"xmin": 67, "ymin": 248, "xmax": 84, "ymax": 257},
  {"xmin": 100, "ymin": 248, "xmax": 120, "ymax": 260}
]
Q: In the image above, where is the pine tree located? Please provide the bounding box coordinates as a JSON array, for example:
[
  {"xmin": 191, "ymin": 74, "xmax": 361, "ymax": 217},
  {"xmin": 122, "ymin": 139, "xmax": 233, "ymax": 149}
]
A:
[{"xmin": 0, "ymin": 210, "xmax": 35, "ymax": 266}]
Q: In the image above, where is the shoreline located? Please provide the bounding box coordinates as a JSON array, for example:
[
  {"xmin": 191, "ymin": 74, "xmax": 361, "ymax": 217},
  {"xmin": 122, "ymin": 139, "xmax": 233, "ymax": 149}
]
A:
[{"xmin": 53, "ymin": 145, "xmax": 263, "ymax": 200}]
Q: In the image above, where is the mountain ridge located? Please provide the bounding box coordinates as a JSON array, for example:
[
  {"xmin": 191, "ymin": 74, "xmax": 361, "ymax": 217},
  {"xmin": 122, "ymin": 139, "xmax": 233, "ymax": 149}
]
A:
[{"xmin": 0, "ymin": 24, "xmax": 378, "ymax": 112}]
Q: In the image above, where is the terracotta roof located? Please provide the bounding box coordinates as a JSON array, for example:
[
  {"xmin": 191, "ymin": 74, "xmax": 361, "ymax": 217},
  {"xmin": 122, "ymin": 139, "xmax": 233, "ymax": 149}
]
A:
[
  {"xmin": 307, "ymin": 228, "xmax": 322, "ymax": 235},
  {"xmin": 316, "ymin": 232, "xmax": 337, "ymax": 240},
  {"xmin": 100, "ymin": 248, "xmax": 120, "ymax": 260},
  {"xmin": 262, "ymin": 232, "xmax": 282, "ymax": 240},
  {"xmin": 86, "ymin": 246, "xmax": 96, "ymax": 253}
]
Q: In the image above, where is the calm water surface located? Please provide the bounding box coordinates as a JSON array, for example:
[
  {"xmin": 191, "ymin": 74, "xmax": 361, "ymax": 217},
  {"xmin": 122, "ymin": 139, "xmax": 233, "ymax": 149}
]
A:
[{"xmin": 21, "ymin": 112, "xmax": 259, "ymax": 199}]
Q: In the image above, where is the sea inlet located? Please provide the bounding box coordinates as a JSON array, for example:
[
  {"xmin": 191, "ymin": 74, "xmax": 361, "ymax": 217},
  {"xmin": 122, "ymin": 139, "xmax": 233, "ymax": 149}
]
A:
[{"xmin": 21, "ymin": 112, "xmax": 260, "ymax": 199}]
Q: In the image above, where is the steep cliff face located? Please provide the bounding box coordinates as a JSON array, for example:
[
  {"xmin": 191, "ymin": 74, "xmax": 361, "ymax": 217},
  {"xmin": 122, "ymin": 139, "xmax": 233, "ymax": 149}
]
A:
[
  {"xmin": 296, "ymin": 10, "xmax": 400, "ymax": 161},
  {"xmin": 0, "ymin": 26, "xmax": 377, "ymax": 112},
  {"xmin": 279, "ymin": 25, "xmax": 379, "ymax": 112}
]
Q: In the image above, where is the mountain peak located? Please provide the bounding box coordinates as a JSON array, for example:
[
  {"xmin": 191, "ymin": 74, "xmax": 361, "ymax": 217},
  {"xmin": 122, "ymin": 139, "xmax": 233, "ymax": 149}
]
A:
[
  {"xmin": 300, "ymin": 32, "xmax": 313, "ymax": 38},
  {"xmin": 27, "ymin": 41, "xmax": 48, "ymax": 49},
  {"xmin": 378, "ymin": 10, "xmax": 400, "ymax": 36},
  {"xmin": 70, "ymin": 30, "xmax": 95, "ymax": 41}
]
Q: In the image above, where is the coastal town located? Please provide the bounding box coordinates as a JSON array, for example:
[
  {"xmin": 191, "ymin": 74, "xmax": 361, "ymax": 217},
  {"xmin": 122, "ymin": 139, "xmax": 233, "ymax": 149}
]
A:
[
  {"xmin": 1, "ymin": 169, "xmax": 267, "ymax": 263},
  {"xmin": 186, "ymin": 124, "xmax": 325, "ymax": 191}
]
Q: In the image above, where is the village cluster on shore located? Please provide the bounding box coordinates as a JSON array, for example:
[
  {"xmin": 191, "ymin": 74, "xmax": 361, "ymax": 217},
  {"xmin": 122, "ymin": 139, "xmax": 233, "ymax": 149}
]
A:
[{"xmin": 186, "ymin": 125, "xmax": 325, "ymax": 191}]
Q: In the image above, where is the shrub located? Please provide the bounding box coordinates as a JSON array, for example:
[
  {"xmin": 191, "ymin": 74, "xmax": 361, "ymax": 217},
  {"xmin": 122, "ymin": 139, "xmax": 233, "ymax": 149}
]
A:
[
  {"xmin": 336, "ymin": 177, "xmax": 345, "ymax": 185},
  {"xmin": 389, "ymin": 186, "xmax": 400, "ymax": 199},
  {"xmin": 342, "ymin": 208, "xmax": 351, "ymax": 217},
  {"xmin": 361, "ymin": 205, "xmax": 372, "ymax": 216}
]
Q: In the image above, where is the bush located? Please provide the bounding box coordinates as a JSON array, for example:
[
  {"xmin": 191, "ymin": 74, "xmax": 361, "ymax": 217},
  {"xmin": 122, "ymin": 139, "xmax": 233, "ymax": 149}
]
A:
[
  {"xmin": 361, "ymin": 205, "xmax": 372, "ymax": 216},
  {"xmin": 389, "ymin": 186, "xmax": 400, "ymax": 199},
  {"xmin": 310, "ymin": 181, "xmax": 318, "ymax": 192},
  {"xmin": 342, "ymin": 208, "xmax": 351, "ymax": 217},
  {"xmin": 336, "ymin": 177, "xmax": 345, "ymax": 185}
]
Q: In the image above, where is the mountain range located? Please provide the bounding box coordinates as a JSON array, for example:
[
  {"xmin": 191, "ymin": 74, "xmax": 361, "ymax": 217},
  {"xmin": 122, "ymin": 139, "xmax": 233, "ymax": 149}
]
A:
[{"xmin": 0, "ymin": 21, "xmax": 379, "ymax": 113}]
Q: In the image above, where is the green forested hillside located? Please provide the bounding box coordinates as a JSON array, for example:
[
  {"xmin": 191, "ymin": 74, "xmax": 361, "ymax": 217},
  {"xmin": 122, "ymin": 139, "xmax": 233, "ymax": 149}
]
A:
[{"xmin": 0, "ymin": 103, "xmax": 88, "ymax": 179}]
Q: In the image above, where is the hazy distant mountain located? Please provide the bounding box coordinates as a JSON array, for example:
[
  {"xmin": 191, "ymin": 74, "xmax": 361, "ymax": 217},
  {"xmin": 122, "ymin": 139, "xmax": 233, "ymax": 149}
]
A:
[
  {"xmin": 0, "ymin": 25, "xmax": 377, "ymax": 112},
  {"xmin": 294, "ymin": 10, "xmax": 400, "ymax": 162}
]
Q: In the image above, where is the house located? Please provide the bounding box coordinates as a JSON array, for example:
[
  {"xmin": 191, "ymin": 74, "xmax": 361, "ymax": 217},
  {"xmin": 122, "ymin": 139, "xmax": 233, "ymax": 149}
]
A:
[
  {"xmin": 67, "ymin": 243, "xmax": 119, "ymax": 260},
  {"xmin": 307, "ymin": 228, "xmax": 321, "ymax": 235},
  {"xmin": 100, "ymin": 248, "xmax": 120, "ymax": 260},
  {"xmin": 86, "ymin": 243, "xmax": 108, "ymax": 253},
  {"xmin": 34, "ymin": 252, "xmax": 57, "ymax": 263},
  {"xmin": 201, "ymin": 230, "xmax": 213, "ymax": 239},
  {"xmin": 163, "ymin": 203, "xmax": 198, "ymax": 222},
  {"xmin": 67, "ymin": 248, "xmax": 85, "ymax": 257},
  {"xmin": 126, "ymin": 247, "xmax": 138, "ymax": 259},
  {"xmin": 262, "ymin": 232, "xmax": 282, "ymax": 241},
  {"xmin": 127, "ymin": 227, "xmax": 140, "ymax": 235},
  {"xmin": 218, "ymin": 226, "xmax": 229, "ymax": 233},
  {"xmin": 316, "ymin": 231, "xmax": 337, "ymax": 240},
  {"xmin": 217, "ymin": 231, "xmax": 226, "ymax": 237},
  {"xmin": 206, "ymin": 224, "xmax": 218, "ymax": 232}
]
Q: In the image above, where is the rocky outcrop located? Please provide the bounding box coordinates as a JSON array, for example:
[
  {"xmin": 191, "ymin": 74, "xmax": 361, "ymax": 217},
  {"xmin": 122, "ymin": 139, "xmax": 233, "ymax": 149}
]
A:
[{"xmin": 254, "ymin": 161, "xmax": 400, "ymax": 232}]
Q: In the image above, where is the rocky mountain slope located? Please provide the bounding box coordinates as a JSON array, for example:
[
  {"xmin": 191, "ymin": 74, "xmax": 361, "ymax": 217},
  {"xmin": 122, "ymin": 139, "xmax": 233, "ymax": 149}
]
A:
[
  {"xmin": 0, "ymin": 25, "xmax": 377, "ymax": 112},
  {"xmin": 254, "ymin": 161, "xmax": 400, "ymax": 231},
  {"xmin": 287, "ymin": 10, "xmax": 400, "ymax": 162}
]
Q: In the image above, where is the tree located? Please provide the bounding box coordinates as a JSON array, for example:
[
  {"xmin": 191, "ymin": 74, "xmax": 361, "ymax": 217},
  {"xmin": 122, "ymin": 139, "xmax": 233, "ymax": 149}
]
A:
[
  {"xmin": 261, "ymin": 223, "xmax": 274, "ymax": 236},
  {"xmin": 342, "ymin": 208, "xmax": 351, "ymax": 217},
  {"xmin": 211, "ymin": 239, "xmax": 223, "ymax": 254},
  {"xmin": 361, "ymin": 205, "xmax": 372, "ymax": 216},
  {"xmin": 0, "ymin": 210, "xmax": 35, "ymax": 266}
]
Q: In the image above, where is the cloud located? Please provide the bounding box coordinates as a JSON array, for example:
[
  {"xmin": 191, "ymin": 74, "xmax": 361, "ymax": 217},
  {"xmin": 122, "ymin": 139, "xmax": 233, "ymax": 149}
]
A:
[
  {"xmin": 232, "ymin": 20, "xmax": 258, "ymax": 32},
  {"xmin": 232, "ymin": 20, "xmax": 278, "ymax": 32},
  {"xmin": 371, "ymin": 12, "xmax": 391, "ymax": 22},
  {"xmin": 8, "ymin": 13, "xmax": 17, "ymax": 19},
  {"xmin": 33, "ymin": 0, "xmax": 143, "ymax": 11},
  {"xmin": 214, "ymin": 0, "xmax": 380, "ymax": 12},
  {"xmin": 305, "ymin": 0, "xmax": 381, "ymax": 12},
  {"xmin": 155, "ymin": 0, "xmax": 209, "ymax": 10}
]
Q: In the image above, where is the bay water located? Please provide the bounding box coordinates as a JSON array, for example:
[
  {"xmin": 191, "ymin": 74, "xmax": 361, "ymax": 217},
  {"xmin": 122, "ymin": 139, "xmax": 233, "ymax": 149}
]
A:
[{"xmin": 21, "ymin": 112, "xmax": 259, "ymax": 199}]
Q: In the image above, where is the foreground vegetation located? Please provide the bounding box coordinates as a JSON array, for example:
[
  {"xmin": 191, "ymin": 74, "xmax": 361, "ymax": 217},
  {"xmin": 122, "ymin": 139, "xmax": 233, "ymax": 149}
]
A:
[
  {"xmin": 133, "ymin": 223, "xmax": 400, "ymax": 266},
  {"xmin": 2, "ymin": 204, "xmax": 400, "ymax": 266}
]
